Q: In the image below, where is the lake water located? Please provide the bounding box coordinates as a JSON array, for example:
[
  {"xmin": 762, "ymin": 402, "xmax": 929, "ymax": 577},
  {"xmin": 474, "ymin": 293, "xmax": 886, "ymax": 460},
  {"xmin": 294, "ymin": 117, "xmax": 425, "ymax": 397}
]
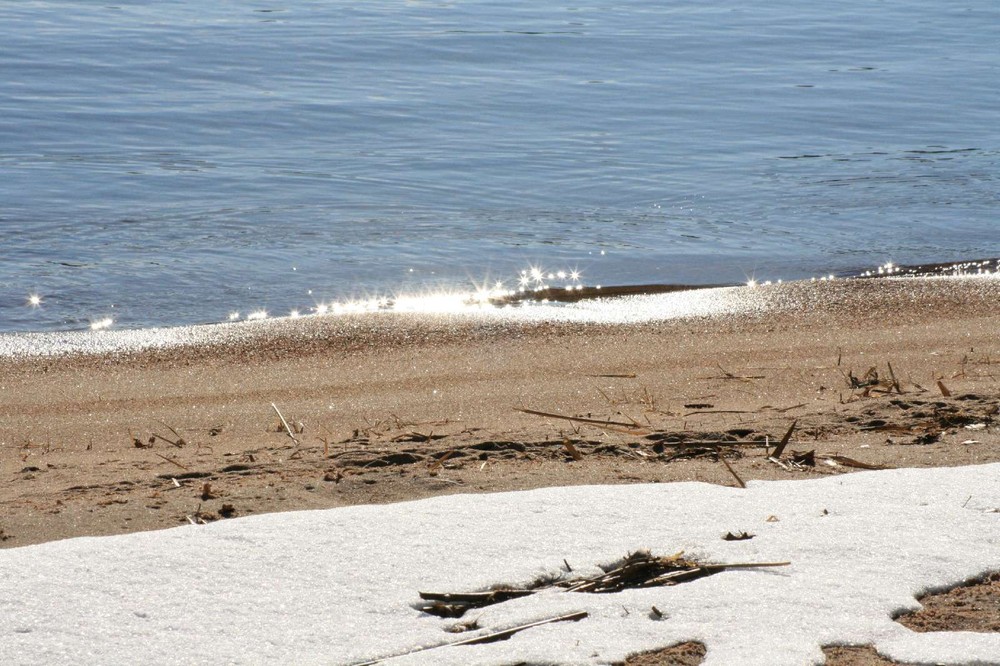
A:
[{"xmin": 2, "ymin": 1, "xmax": 997, "ymax": 333}]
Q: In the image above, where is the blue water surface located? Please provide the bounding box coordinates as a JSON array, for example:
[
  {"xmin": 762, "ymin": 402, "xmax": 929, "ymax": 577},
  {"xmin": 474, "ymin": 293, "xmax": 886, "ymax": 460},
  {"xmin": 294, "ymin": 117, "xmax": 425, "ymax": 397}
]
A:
[{"xmin": 1, "ymin": 1, "xmax": 997, "ymax": 332}]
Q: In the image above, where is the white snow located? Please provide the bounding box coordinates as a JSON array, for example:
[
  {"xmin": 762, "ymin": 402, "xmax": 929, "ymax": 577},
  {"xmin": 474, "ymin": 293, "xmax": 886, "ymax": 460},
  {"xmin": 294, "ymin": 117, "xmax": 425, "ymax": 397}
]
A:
[{"xmin": 2, "ymin": 464, "xmax": 999, "ymax": 665}]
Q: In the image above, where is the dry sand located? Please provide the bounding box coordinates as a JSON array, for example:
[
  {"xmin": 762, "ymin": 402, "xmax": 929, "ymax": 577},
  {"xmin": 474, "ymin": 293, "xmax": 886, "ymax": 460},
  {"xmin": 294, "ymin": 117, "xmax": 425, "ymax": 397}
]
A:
[{"xmin": 2, "ymin": 276, "xmax": 998, "ymax": 664}]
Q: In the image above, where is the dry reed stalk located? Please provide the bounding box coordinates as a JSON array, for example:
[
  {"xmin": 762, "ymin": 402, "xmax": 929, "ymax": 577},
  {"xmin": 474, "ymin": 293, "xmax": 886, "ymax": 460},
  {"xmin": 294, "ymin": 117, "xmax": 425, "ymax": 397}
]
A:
[{"xmin": 271, "ymin": 402, "xmax": 300, "ymax": 444}]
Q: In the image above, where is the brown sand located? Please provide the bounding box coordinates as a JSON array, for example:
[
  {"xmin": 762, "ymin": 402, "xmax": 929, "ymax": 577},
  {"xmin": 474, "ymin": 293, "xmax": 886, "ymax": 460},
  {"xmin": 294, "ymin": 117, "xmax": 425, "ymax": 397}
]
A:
[{"xmin": 2, "ymin": 277, "xmax": 998, "ymax": 663}]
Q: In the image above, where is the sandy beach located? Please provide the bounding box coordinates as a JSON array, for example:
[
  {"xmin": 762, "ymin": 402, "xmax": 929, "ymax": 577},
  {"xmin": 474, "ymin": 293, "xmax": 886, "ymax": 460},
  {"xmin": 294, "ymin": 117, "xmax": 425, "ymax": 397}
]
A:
[{"xmin": 2, "ymin": 276, "xmax": 998, "ymax": 664}]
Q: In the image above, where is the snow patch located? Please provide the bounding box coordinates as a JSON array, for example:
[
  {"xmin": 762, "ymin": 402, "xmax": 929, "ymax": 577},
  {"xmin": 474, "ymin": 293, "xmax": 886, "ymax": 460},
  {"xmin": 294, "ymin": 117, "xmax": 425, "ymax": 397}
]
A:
[{"xmin": 1, "ymin": 464, "xmax": 998, "ymax": 665}]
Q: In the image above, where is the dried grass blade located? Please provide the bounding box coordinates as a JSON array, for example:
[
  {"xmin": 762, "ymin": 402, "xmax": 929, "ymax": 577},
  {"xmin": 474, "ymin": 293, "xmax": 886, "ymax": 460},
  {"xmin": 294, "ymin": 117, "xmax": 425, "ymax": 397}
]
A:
[
  {"xmin": 562, "ymin": 438, "xmax": 584, "ymax": 461},
  {"xmin": 428, "ymin": 450, "xmax": 456, "ymax": 472}
]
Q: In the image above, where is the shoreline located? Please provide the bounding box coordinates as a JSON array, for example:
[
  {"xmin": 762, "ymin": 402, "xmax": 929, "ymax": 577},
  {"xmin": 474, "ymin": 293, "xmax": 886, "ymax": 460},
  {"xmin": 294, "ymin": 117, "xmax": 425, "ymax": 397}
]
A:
[
  {"xmin": 2, "ymin": 275, "xmax": 999, "ymax": 549},
  {"xmin": 3, "ymin": 272, "xmax": 999, "ymax": 362},
  {"xmin": 4, "ymin": 255, "xmax": 999, "ymax": 356}
]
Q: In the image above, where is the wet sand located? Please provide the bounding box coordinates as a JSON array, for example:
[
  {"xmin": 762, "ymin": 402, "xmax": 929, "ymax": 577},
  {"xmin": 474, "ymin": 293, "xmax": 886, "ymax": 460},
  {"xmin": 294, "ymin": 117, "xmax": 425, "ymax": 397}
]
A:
[
  {"xmin": 1, "ymin": 277, "xmax": 998, "ymax": 663},
  {"xmin": 2, "ymin": 276, "xmax": 998, "ymax": 546}
]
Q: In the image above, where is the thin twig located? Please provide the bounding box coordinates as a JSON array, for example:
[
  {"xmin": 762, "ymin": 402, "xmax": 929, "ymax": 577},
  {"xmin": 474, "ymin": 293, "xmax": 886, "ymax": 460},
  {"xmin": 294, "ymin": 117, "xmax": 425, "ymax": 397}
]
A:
[
  {"xmin": 714, "ymin": 364, "xmax": 765, "ymax": 380},
  {"xmin": 515, "ymin": 407, "xmax": 645, "ymax": 429},
  {"xmin": 452, "ymin": 611, "xmax": 589, "ymax": 645},
  {"xmin": 718, "ymin": 450, "xmax": 746, "ymax": 489},
  {"xmin": 351, "ymin": 612, "xmax": 588, "ymax": 665},
  {"xmin": 156, "ymin": 420, "xmax": 187, "ymax": 446},
  {"xmin": 586, "ymin": 373, "xmax": 637, "ymax": 378},
  {"xmin": 769, "ymin": 420, "xmax": 797, "ymax": 459},
  {"xmin": 151, "ymin": 433, "xmax": 184, "ymax": 448},
  {"xmin": 153, "ymin": 452, "xmax": 189, "ymax": 471},
  {"xmin": 770, "ymin": 403, "xmax": 807, "ymax": 413},
  {"xmin": 655, "ymin": 439, "xmax": 770, "ymax": 447},
  {"xmin": 886, "ymin": 362, "xmax": 902, "ymax": 394}
]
